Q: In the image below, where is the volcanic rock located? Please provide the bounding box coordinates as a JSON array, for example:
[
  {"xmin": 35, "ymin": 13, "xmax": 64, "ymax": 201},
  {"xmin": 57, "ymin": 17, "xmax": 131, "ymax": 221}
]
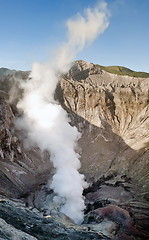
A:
[
  {"xmin": 57, "ymin": 60, "xmax": 149, "ymax": 196},
  {"xmin": 0, "ymin": 61, "xmax": 149, "ymax": 239}
]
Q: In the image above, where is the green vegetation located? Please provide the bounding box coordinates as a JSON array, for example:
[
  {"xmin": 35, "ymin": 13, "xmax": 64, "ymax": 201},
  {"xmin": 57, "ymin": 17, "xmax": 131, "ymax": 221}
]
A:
[{"xmin": 96, "ymin": 65, "xmax": 149, "ymax": 78}]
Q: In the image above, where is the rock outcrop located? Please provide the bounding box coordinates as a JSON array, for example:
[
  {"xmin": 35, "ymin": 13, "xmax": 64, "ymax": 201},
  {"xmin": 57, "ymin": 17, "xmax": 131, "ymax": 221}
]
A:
[{"xmin": 0, "ymin": 197, "xmax": 110, "ymax": 240}]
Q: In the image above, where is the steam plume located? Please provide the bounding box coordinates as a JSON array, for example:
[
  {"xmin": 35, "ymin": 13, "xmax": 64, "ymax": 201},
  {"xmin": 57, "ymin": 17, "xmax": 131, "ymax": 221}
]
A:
[{"xmin": 16, "ymin": 1, "xmax": 110, "ymax": 224}]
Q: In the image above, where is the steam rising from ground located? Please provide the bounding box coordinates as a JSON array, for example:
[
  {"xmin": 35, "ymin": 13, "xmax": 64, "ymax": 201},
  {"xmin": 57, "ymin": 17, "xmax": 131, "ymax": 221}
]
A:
[{"xmin": 16, "ymin": 1, "xmax": 110, "ymax": 224}]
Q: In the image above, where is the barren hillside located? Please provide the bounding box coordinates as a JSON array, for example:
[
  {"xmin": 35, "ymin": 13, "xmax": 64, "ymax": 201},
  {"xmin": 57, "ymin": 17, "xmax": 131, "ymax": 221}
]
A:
[{"xmin": 0, "ymin": 61, "xmax": 149, "ymax": 239}]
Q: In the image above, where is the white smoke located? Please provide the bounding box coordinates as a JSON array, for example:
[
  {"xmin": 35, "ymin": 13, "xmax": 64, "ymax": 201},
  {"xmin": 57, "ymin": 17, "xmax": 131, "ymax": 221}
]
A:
[
  {"xmin": 16, "ymin": 1, "xmax": 110, "ymax": 224},
  {"xmin": 55, "ymin": 1, "xmax": 110, "ymax": 72}
]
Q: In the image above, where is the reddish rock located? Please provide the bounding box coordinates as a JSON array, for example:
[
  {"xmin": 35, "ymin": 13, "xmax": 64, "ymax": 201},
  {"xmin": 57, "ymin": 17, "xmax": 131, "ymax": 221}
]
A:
[{"xmin": 94, "ymin": 205, "xmax": 138, "ymax": 235}]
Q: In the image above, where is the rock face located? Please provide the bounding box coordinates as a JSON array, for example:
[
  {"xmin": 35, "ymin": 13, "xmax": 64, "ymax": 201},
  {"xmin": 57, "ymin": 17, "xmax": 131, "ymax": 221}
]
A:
[
  {"xmin": 0, "ymin": 92, "xmax": 52, "ymax": 198},
  {"xmin": 0, "ymin": 62, "xmax": 149, "ymax": 239},
  {"xmin": 0, "ymin": 197, "xmax": 110, "ymax": 240},
  {"xmin": 57, "ymin": 60, "xmax": 149, "ymax": 197}
]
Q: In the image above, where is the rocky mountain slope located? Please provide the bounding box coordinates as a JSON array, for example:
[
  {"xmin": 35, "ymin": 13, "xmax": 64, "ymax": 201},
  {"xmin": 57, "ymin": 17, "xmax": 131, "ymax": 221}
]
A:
[
  {"xmin": 0, "ymin": 61, "xmax": 148, "ymax": 239},
  {"xmin": 97, "ymin": 65, "xmax": 149, "ymax": 78},
  {"xmin": 58, "ymin": 61, "xmax": 149, "ymax": 193}
]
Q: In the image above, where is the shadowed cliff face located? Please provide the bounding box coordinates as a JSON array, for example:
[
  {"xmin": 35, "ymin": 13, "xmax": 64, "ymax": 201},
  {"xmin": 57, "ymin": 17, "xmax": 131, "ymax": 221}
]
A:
[{"xmin": 0, "ymin": 93, "xmax": 52, "ymax": 198}]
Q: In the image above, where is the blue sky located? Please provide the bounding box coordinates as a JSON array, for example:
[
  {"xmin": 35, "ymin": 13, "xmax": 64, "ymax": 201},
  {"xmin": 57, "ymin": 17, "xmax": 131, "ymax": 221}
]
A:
[{"xmin": 0, "ymin": 0, "xmax": 149, "ymax": 72}]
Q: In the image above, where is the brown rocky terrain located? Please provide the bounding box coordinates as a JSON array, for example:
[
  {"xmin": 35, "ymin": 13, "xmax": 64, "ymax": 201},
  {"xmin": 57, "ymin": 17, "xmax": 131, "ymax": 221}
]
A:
[
  {"xmin": 58, "ymin": 60, "xmax": 149, "ymax": 196},
  {"xmin": 0, "ymin": 61, "xmax": 148, "ymax": 239}
]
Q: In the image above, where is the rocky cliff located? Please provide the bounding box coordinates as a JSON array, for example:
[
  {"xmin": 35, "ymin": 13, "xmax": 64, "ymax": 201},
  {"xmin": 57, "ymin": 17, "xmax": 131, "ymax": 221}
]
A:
[
  {"xmin": 0, "ymin": 61, "xmax": 148, "ymax": 239},
  {"xmin": 58, "ymin": 60, "xmax": 149, "ymax": 196}
]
